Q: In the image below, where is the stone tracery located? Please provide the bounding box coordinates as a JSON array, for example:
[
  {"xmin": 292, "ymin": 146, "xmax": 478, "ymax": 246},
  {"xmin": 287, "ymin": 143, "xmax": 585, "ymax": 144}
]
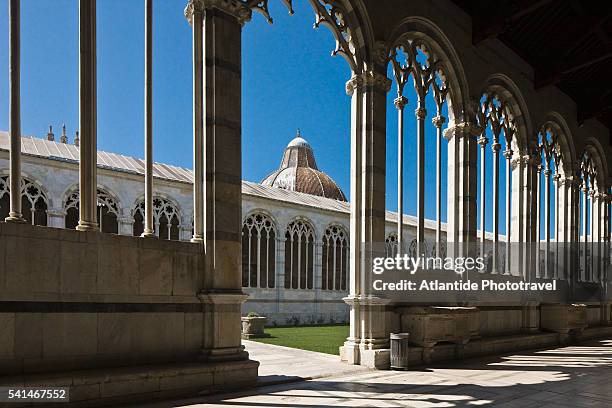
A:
[
  {"xmin": 285, "ymin": 218, "xmax": 315, "ymax": 290},
  {"xmin": 242, "ymin": 212, "xmax": 277, "ymax": 288},
  {"xmin": 0, "ymin": 175, "xmax": 48, "ymax": 226}
]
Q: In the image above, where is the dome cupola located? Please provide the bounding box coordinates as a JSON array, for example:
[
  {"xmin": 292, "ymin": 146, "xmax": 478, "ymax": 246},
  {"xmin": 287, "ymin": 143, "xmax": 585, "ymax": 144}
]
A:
[{"xmin": 261, "ymin": 130, "xmax": 347, "ymax": 201}]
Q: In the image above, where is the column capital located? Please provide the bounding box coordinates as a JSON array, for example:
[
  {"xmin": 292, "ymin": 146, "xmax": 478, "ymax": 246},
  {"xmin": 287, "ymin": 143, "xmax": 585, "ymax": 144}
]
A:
[
  {"xmin": 510, "ymin": 153, "xmax": 527, "ymax": 170},
  {"xmin": 432, "ymin": 115, "xmax": 446, "ymax": 128},
  {"xmin": 415, "ymin": 107, "xmax": 427, "ymax": 119},
  {"xmin": 393, "ymin": 95, "xmax": 408, "ymax": 110},
  {"xmin": 345, "ymin": 70, "xmax": 391, "ymax": 96},
  {"xmin": 442, "ymin": 121, "xmax": 480, "ymax": 141},
  {"xmin": 185, "ymin": 0, "xmax": 252, "ymax": 26}
]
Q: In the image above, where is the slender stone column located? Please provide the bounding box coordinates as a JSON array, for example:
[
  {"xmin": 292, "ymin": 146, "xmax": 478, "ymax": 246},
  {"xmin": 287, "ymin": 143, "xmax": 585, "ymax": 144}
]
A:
[
  {"xmin": 544, "ymin": 167, "xmax": 552, "ymax": 278},
  {"xmin": 416, "ymin": 102, "xmax": 426, "ymax": 248},
  {"xmin": 503, "ymin": 148, "xmax": 513, "ymax": 274},
  {"xmin": 187, "ymin": 0, "xmax": 252, "ymax": 362},
  {"xmin": 186, "ymin": 1, "xmax": 204, "ymax": 243},
  {"xmin": 492, "ymin": 139, "xmax": 501, "ymax": 270},
  {"xmin": 477, "ymin": 134, "xmax": 488, "ymax": 251},
  {"xmin": 76, "ymin": 0, "xmax": 98, "ymax": 231},
  {"xmin": 535, "ymin": 163, "xmax": 542, "ymax": 277},
  {"xmin": 6, "ymin": 0, "xmax": 25, "ymax": 223},
  {"xmin": 394, "ymin": 96, "xmax": 407, "ymax": 251},
  {"xmin": 582, "ymin": 183, "xmax": 588, "ymax": 281},
  {"xmin": 554, "ymin": 173, "xmax": 560, "ymax": 279},
  {"xmin": 433, "ymin": 115, "xmax": 446, "ymax": 255},
  {"xmin": 141, "ymin": 0, "xmax": 155, "ymax": 238}
]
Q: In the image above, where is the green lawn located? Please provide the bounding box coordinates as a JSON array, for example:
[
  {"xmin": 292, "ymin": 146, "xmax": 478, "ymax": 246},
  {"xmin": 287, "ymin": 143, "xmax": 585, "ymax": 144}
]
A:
[{"xmin": 251, "ymin": 325, "xmax": 349, "ymax": 355}]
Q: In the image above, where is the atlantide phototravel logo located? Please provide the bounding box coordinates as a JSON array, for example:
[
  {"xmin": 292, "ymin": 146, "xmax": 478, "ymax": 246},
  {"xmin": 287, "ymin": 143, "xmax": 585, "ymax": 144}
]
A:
[{"xmin": 366, "ymin": 242, "xmax": 568, "ymax": 303}]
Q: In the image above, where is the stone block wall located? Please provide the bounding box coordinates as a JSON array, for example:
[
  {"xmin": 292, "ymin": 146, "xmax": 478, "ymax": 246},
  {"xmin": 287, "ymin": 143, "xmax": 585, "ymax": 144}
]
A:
[{"xmin": 0, "ymin": 222, "xmax": 209, "ymax": 375}]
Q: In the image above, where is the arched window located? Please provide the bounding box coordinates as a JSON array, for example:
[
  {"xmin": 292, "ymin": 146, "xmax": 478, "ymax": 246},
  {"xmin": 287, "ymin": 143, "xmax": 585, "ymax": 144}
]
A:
[
  {"xmin": 284, "ymin": 219, "xmax": 314, "ymax": 290},
  {"xmin": 132, "ymin": 197, "xmax": 180, "ymax": 240},
  {"xmin": 241, "ymin": 213, "xmax": 276, "ymax": 288},
  {"xmin": 535, "ymin": 127, "xmax": 563, "ymax": 279},
  {"xmin": 578, "ymin": 151, "xmax": 598, "ymax": 282},
  {"xmin": 385, "ymin": 232, "xmax": 398, "ymax": 258},
  {"xmin": 64, "ymin": 188, "xmax": 119, "ymax": 233},
  {"xmin": 322, "ymin": 224, "xmax": 348, "ymax": 291},
  {"xmin": 388, "ymin": 38, "xmax": 450, "ymax": 254},
  {"xmin": 0, "ymin": 176, "xmax": 48, "ymax": 226},
  {"xmin": 476, "ymin": 92, "xmax": 518, "ymax": 273}
]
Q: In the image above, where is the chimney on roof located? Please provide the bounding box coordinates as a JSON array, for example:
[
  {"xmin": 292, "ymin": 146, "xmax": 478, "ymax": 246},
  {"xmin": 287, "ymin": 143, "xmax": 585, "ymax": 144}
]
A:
[
  {"xmin": 74, "ymin": 130, "xmax": 80, "ymax": 147},
  {"xmin": 46, "ymin": 125, "xmax": 54, "ymax": 141},
  {"xmin": 60, "ymin": 123, "xmax": 68, "ymax": 143}
]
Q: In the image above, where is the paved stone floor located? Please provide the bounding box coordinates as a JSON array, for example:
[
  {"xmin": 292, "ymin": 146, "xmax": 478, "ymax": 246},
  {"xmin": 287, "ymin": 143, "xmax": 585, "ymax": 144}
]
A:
[{"xmin": 138, "ymin": 338, "xmax": 612, "ymax": 408}]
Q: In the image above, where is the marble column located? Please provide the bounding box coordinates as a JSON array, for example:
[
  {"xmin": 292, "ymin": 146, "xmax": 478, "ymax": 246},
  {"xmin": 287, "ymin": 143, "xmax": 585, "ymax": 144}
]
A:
[
  {"xmin": 77, "ymin": 0, "xmax": 98, "ymax": 231},
  {"xmin": 416, "ymin": 102, "xmax": 426, "ymax": 247},
  {"xmin": 433, "ymin": 115, "xmax": 446, "ymax": 255},
  {"xmin": 186, "ymin": 0, "xmax": 252, "ymax": 362},
  {"xmin": 341, "ymin": 68, "xmax": 390, "ymax": 369},
  {"xmin": 445, "ymin": 121, "xmax": 479, "ymax": 247},
  {"xmin": 142, "ymin": 0, "xmax": 155, "ymax": 238},
  {"xmin": 394, "ymin": 96, "xmax": 407, "ymax": 251},
  {"xmin": 6, "ymin": 0, "xmax": 24, "ymax": 223},
  {"xmin": 187, "ymin": 1, "xmax": 204, "ymax": 243}
]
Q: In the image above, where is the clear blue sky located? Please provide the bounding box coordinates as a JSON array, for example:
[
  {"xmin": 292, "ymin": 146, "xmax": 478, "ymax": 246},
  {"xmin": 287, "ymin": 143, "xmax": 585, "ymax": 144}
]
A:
[{"xmin": 0, "ymin": 0, "xmax": 536, "ymax": 235}]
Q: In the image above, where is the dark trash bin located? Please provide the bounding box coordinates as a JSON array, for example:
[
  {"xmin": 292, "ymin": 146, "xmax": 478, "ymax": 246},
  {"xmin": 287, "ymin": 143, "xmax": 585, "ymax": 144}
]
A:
[{"xmin": 390, "ymin": 333, "xmax": 410, "ymax": 370}]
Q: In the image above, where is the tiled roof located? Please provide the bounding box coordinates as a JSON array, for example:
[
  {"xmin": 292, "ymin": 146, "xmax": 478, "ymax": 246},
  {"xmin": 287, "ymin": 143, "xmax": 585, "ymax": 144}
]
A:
[{"xmin": 0, "ymin": 131, "xmax": 446, "ymax": 230}]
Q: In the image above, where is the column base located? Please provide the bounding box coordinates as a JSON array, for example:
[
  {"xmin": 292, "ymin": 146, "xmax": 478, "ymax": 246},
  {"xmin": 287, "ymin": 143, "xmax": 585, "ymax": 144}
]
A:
[
  {"xmin": 339, "ymin": 340, "xmax": 360, "ymax": 365},
  {"xmin": 191, "ymin": 236, "xmax": 203, "ymax": 243},
  {"xmin": 359, "ymin": 348, "xmax": 390, "ymax": 369},
  {"xmin": 200, "ymin": 345, "xmax": 250, "ymax": 363},
  {"xmin": 5, "ymin": 213, "xmax": 26, "ymax": 223},
  {"xmin": 76, "ymin": 221, "xmax": 98, "ymax": 231},
  {"xmin": 141, "ymin": 231, "xmax": 157, "ymax": 238}
]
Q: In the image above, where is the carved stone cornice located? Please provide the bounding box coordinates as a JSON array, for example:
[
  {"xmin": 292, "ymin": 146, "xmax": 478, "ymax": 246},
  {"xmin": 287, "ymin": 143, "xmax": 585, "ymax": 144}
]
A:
[
  {"xmin": 442, "ymin": 121, "xmax": 481, "ymax": 141},
  {"xmin": 345, "ymin": 70, "xmax": 391, "ymax": 96},
  {"xmin": 184, "ymin": 0, "xmax": 252, "ymax": 26}
]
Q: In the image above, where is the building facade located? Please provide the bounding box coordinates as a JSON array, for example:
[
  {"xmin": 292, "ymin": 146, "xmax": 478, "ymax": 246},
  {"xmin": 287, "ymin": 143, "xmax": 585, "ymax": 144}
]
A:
[{"xmin": 0, "ymin": 130, "xmax": 449, "ymax": 326}]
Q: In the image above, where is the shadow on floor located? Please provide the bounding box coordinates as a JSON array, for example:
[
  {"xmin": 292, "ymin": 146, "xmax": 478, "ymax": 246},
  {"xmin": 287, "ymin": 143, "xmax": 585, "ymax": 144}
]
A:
[{"xmin": 130, "ymin": 339, "xmax": 612, "ymax": 408}]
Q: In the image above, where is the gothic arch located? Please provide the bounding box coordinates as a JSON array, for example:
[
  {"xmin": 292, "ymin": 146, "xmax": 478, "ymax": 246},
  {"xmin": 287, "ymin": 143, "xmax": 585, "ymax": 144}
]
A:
[
  {"xmin": 322, "ymin": 223, "xmax": 349, "ymax": 291},
  {"xmin": 242, "ymin": 211, "xmax": 278, "ymax": 289},
  {"xmin": 385, "ymin": 17, "xmax": 469, "ymax": 125},
  {"xmin": 284, "ymin": 217, "xmax": 316, "ymax": 290},
  {"xmin": 538, "ymin": 112, "xmax": 577, "ymax": 176},
  {"xmin": 0, "ymin": 173, "xmax": 49, "ymax": 226},
  {"xmin": 480, "ymin": 73, "xmax": 532, "ymax": 154},
  {"xmin": 581, "ymin": 143, "xmax": 608, "ymax": 192},
  {"xmin": 0, "ymin": 169, "xmax": 52, "ymax": 208},
  {"xmin": 132, "ymin": 194, "xmax": 183, "ymax": 240},
  {"xmin": 62, "ymin": 184, "xmax": 121, "ymax": 233},
  {"xmin": 307, "ymin": 0, "xmax": 374, "ymax": 74}
]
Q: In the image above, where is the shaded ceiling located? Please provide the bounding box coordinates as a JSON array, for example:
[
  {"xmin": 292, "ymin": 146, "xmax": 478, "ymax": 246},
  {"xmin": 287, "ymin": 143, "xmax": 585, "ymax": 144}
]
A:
[{"xmin": 450, "ymin": 0, "xmax": 612, "ymax": 140}]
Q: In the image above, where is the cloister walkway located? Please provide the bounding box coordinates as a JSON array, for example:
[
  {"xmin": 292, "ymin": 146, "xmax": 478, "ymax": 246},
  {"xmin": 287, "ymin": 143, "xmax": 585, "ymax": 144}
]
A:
[{"xmin": 133, "ymin": 338, "xmax": 612, "ymax": 408}]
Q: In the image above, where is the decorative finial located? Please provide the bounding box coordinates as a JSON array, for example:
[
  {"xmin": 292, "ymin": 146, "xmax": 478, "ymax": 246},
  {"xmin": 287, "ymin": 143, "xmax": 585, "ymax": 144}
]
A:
[
  {"xmin": 74, "ymin": 130, "xmax": 80, "ymax": 147},
  {"xmin": 46, "ymin": 125, "xmax": 54, "ymax": 141},
  {"xmin": 297, "ymin": 128, "xmax": 301, "ymax": 137},
  {"xmin": 60, "ymin": 123, "xmax": 68, "ymax": 143}
]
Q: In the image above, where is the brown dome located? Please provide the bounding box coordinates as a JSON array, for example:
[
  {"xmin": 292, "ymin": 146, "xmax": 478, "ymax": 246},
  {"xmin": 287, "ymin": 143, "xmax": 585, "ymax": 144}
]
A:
[{"xmin": 261, "ymin": 133, "xmax": 347, "ymax": 201}]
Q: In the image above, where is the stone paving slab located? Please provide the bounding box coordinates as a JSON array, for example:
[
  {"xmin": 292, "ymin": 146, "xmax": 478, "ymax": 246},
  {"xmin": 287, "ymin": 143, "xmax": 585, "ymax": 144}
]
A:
[{"xmin": 129, "ymin": 338, "xmax": 612, "ymax": 408}]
